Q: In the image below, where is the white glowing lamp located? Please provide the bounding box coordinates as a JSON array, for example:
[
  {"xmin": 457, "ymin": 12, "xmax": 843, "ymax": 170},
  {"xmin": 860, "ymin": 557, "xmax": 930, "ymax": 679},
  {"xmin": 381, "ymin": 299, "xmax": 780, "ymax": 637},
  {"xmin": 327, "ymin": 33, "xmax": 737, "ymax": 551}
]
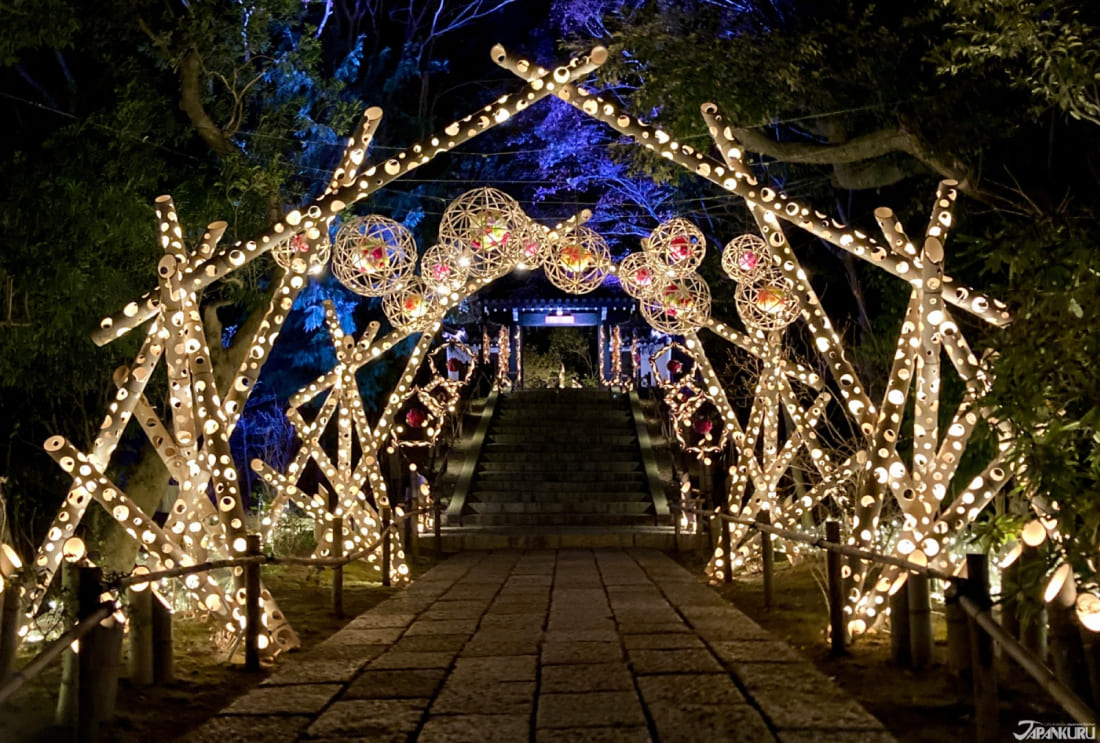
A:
[
  {"xmin": 1020, "ymin": 520, "xmax": 1047, "ymax": 547},
  {"xmin": 0, "ymin": 542, "xmax": 23, "ymax": 577},
  {"xmin": 1044, "ymin": 562, "xmax": 1073, "ymax": 603},
  {"xmin": 1076, "ymin": 592, "xmax": 1100, "ymax": 633}
]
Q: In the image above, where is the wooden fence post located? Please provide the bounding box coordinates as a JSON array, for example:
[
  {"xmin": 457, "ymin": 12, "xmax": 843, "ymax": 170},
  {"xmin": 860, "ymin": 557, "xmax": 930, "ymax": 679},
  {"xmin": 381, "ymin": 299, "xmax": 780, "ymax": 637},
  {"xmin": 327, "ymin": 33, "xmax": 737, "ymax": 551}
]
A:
[
  {"xmin": 965, "ymin": 553, "xmax": 998, "ymax": 743},
  {"xmin": 433, "ymin": 496, "xmax": 442, "ymax": 559},
  {"xmin": 721, "ymin": 514, "xmax": 733, "ymax": 585},
  {"xmin": 0, "ymin": 579, "xmax": 19, "ymax": 683},
  {"xmin": 244, "ymin": 535, "xmax": 262, "ymax": 672},
  {"xmin": 381, "ymin": 505, "xmax": 392, "ymax": 588},
  {"xmin": 826, "ymin": 521, "xmax": 847, "ymax": 655},
  {"xmin": 152, "ymin": 591, "xmax": 173, "ymax": 684},
  {"xmin": 332, "ymin": 516, "xmax": 344, "ymax": 619},
  {"xmin": 76, "ymin": 565, "xmax": 120, "ymax": 743},
  {"xmin": 890, "ymin": 580, "xmax": 911, "ymax": 667},
  {"xmin": 127, "ymin": 585, "xmax": 154, "ymax": 686},
  {"xmin": 908, "ymin": 573, "xmax": 933, "ymax": 669},
  {"xmin": 945, "ymin": 582, "xmax": 971, "ymax": 687},
  {"xmin": 758, "ymin": 511, "xmax": 774, "ymax": 610}
]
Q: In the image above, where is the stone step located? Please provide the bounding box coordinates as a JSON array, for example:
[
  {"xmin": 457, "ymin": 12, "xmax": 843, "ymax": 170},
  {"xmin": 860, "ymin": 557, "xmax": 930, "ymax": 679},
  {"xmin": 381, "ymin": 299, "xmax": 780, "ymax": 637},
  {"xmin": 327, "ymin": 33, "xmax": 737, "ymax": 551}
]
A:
[
  {"xmin": 473, "ymin": 474, "xmax": 645, "ymax": 488},
  {"xmin": 485, "ymin": 434, "xmax": 638, "ymax": 446},
  {"xmin": 462, "ymin": 512, "xmax": 656, "ymax": 526},
  {"xmin": 477, "ymin": 460, "xmax": 641, "ymax": 473},
  {"xmin": 467, "ymin": 490, "xmax": 651, "ymax": 503},
  {"xmin": 480, "ymin": 451, "xmax": 639, "ymax": 464},
  {"xmin": 470, "ymin": 481, "xmax": 648, "ymax": 496},
  {"xmin": 468, "ymin": 501, "xmax": 652, "ymax": 515}
]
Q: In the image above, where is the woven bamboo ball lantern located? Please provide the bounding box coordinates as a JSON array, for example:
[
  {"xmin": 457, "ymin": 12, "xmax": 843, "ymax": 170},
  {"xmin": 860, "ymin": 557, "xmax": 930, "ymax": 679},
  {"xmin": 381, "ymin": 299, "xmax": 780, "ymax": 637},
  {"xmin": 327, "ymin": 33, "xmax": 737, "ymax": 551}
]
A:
[
  {"xmin": 438, "ymin": 187, "xmax": 524, "ymax": 278},
  {"xmin": 272, "ymin": 228, "xmax": 331, "ymax": 275},
  {"xmin": 722, "ymin": 233, "xmax": 770, "ymax": 282},
  {"xmin": 332, "ymin": 215, "xmax": 416, "ymax": 297},
  {"xmin": 420, "ymin": 242, "xmax": 471, "ymax": 295},
  {"xmin": 646, "ymin": 217, "xmax": 706, "ymax": 277},
  {"xmin": 616, "ymin": 251, "xmax": 660, "ymax": 300},
  {"xmin": 543, "ymin": 224, "xmax": 610, "ymax": 294},
  {"xmin": 735, "ymin": 265, "xmax": 801, "ymax": 330},
  {"xmin": 641, "ymin": 272, "xmax": 711, "ymax": 334},
  {"xmin": 381, "ymin": 276, "xmax": 436, "ymax": 332}
]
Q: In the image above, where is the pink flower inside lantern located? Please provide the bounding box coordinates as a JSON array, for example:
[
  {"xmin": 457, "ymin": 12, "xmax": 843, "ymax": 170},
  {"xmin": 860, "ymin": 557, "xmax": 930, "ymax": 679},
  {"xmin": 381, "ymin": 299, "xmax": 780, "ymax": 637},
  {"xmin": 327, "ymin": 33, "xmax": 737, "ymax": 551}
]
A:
[
  {"xmin": 357, "ymin": 240, "xmax": 390, "ymax": 274},
  {"xmin": 668, "ymin": 233, "xmax": 698, "ymax": 263},
  {"xmin": 472, "ymin": 211, "xmax": 509, "ymax": 251},
  {"xmin": 738, "ymin": 250, "xmax": 760, "ymax": 273}
]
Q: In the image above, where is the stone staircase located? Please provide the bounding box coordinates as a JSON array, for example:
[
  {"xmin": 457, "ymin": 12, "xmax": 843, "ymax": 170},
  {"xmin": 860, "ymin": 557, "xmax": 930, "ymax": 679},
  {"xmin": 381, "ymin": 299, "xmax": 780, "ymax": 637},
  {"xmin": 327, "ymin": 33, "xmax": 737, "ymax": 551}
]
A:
[{"xmin": 460, "ymin": 389, "xmax": 658, "ymax": 526}]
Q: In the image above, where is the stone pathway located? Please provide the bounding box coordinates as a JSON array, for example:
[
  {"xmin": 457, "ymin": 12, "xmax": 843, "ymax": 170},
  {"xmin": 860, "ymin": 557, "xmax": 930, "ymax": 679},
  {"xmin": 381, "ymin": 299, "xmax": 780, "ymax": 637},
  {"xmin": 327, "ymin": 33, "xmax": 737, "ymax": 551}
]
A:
[{"xmin": 186, "ymin": 549, "xmax": 895, "ymax": 742}]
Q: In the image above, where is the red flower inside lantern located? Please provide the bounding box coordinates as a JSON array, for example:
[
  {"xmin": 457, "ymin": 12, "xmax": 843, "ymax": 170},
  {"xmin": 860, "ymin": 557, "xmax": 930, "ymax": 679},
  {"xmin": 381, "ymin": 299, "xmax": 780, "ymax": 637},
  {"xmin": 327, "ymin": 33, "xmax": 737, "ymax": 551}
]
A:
[
  {"xmin": 560, "ymin": 243, "xmax": 594, "ymax": 273},
  {"xmin": 668, "ymin": 359, "xmax": 683, "ymax": 377},
  {"xmin": 405, "ymin": 405, "xmax": 428, "ymax": 429},
  {"xmin": 357, "ymin": 240, "xmax": 390, "ymax": 274},
  {"xmin": 692, "ymin": 412, "xmax": 714, "ymax": 436},
  {"xmin": 446, "ymin": 357, "xmax": 462, "ymax": 373},
  {"xmin": 668, "ymin": 234, "xmax": 697, "ymax": 263},
  {"xmin": 738, "ymin": 250, "xmax": 759, "ymax": 273},
  {"xmin": 662, "ymin": 282, "xmax": 694, "ymax": 316}
]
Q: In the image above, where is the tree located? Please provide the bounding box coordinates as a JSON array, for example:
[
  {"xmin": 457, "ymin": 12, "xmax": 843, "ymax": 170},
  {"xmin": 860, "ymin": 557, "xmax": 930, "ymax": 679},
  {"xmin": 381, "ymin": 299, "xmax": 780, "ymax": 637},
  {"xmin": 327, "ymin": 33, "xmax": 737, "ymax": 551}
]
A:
[{"xmin": 602, "ymin": 0, "xmax": 1100, "ymax": 581}]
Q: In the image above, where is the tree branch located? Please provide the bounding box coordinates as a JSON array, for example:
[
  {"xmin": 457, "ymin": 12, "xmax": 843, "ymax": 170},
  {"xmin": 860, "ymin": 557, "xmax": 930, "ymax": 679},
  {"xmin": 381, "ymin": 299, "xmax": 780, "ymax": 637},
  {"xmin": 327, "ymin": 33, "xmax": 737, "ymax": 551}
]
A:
[{"xmin": 179, "ymin": 48, "xmax": 236, "ymax": 157}]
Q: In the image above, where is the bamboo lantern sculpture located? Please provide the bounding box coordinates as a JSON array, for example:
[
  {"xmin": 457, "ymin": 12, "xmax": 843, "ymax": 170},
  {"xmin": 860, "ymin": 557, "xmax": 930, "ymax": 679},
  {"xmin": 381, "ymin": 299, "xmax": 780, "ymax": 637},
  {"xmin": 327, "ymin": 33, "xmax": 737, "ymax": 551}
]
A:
[{"xmin": 22, "ymin": 43, "xmax": 1045, "ymax": 654}]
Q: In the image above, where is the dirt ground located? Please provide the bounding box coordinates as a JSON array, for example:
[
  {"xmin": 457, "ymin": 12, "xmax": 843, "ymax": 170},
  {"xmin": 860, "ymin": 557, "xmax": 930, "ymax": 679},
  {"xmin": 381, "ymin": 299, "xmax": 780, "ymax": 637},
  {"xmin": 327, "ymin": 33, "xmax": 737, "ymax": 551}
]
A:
[
  {"xmin": 0, "ymin": 559, "xmax": 430, "ymax": 743},
  {"xmin": 689, "ymin": 552, "xmax": 1074, "ymax": 743}
]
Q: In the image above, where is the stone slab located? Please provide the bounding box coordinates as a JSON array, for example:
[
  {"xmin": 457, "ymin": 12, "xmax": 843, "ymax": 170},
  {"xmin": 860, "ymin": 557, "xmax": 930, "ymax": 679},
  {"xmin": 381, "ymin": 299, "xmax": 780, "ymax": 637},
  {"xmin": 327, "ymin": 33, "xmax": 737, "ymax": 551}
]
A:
[
  {"xmin": 418, "ymin": 714, "xmax": 531, "ymax": 743},
  {"xmin": 222, "ymin": 682, "xmax": 342, "ymax": 715},
  {"xmin": 536, "ymin": 691, "xmax": 647, "ymax": 729},
  {"xmin": 344, "ymin": 668, "xmax": 447, "ymax": 699},
  {"xmin": 306, "ymin": 698, "xmax": 426, "ymax": 740},
  {"xmin": 539, "ymin": 663, "xmax": 634, "ymax": 693}
]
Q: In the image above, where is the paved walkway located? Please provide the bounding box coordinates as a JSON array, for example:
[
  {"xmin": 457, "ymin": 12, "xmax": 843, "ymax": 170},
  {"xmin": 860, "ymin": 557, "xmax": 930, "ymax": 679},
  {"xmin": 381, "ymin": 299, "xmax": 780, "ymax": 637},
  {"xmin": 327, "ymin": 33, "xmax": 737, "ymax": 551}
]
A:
[{"xmin": 186, "ymin": 549, "xmax": 895, "ymax": 742}]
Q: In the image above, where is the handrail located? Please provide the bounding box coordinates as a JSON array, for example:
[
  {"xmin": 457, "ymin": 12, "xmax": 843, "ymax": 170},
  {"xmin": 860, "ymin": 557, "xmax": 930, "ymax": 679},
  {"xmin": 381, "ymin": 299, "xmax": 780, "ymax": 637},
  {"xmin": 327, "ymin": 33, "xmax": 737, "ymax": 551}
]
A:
[
  {"xmin": 110, "ymin": 509, "xmax": 423, "ymax": 590},
  {"xmin": 670, "ymin": 502, "xmax": 1097, "ymax": 726},
  {"xmin": 670, "ymin": 502, "xmax": 958, "ymax": 583},
  {"xmin": 0, "ymin": 602, "xmax": 115, "ymax": 706},
  {"xmin": 958, "ymin": 595, "xmax": 1095, "ymax": 726}
]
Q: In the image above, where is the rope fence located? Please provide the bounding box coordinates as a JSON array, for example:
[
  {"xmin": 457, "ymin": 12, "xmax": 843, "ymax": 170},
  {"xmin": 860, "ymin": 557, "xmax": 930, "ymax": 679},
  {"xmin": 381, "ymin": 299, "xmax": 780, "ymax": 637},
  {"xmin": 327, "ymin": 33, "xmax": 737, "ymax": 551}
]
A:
[{"xmin": 669, "ymin": 502, "xmax": 1096, "ymax": 738}]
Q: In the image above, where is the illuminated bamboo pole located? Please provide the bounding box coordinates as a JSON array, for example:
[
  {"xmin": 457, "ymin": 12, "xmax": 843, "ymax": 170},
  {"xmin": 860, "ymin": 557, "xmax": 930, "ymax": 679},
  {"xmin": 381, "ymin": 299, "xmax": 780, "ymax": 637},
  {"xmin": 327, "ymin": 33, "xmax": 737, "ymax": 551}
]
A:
[
  {"xmin": 42, "ymin": 437, "xmax": 230, "ymax": 617},
  {"xmin": 466, "ymin": 76, "xmax": 1006, "ymax": 326},
  {"xmin": 93, "ymin": 46, "xmax": 610, "ymax": 346},
  {"xmin": 326, "ymin": 106, "xmax": 384, "ymax": 194},
  {"xmin": 91, "ymin": 322, "xmax": 165, "ymax": 467},
  {"xmin": 194, "ymin": 220, "xmax": 228, "ymax": 262},
  {"xmin": 221, "ymin": 268, "xmax": 312, "ymax": 432},
  {"xmin": 703, "ymin": 320, "xmax": 824, "ymax": 391},
  {"xmin": 777, "ymin": 383, "xmax": 834, "ymax": 477},
  {"xmin": 695, "ymin": 103, "xmax": 1008, "ymax": 326},
  {"xmin": 913, "ymin": 182, "xmax": 953, "ymax": 510}
]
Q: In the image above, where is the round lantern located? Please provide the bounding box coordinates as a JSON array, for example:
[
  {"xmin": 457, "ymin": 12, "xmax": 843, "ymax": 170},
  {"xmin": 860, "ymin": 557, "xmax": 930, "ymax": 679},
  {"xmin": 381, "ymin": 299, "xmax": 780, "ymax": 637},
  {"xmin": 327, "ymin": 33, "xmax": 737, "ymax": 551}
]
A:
[
  {"xmin": 272, "ymin": 229, "xmax": 331, "ymax": 275},
  {"xmin": 514, "ymin": 219, "xmax": 547, "ymax": 269},
  {"xmin": 646, "ymin": 217, "xmax": 706, "ymax": 277},
  {"xmin": 332, "ymin": 215, "xmax": 417, "ymax": 297},
  {"xmin": 438, "ymin": 187, "xmax": 524, "ymax": 279},
  {"xmin": 735, "ymin": 265, "xmax": 800, "ymax": 331},
  {"xmin": 722, "ymin": 233, "xmax": 770, "ymax": 282},
  {"xmin": 382, "ymin": 276, "xmax": 436, "ymax": 332},
  {"xmin": 543, "ymin": 225, "xmax": 610, "ymax": 294},
  {"xmin": 420, "ymin": 242, "xmax": 471, "ymax": 296},
  {"xmin": 640, "ymin": 272, "xmax": 711, "ymax": 334},
  {"xmin": 616, "ymin": 252, "xmax": 660, "ymax": 300}
]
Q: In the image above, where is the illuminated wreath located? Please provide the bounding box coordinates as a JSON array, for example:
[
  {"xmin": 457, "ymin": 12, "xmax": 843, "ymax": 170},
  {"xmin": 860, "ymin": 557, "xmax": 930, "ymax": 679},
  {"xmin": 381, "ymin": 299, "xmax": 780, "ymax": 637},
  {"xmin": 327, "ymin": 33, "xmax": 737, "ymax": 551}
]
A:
[
  {"xmin": 640, "ymin": 272, "xmax": 711, "ymax": 334},
  {"xmin": 722, "ymin": 233, "xmax": 771, "ymax": 283},
  {"xmin": 649, "ymin": 342, "xmax": 702, "ymax": 390},
  {"xmin": 438, "ymin": 187, "xmax": 524, "ymax": 279},
  {"xmin": 429, "ymin": 340, "xmax": 477, "ymax": 389},
  {"xmin": 332, "ymin": 215, "xmax": 417, "ymax": 297},
  {"xmin": 422, "ymin": 376, "xmax": 460, "ymax": 414},
  {"xmin": 420, "ymin": 242, "xmax": 471, "ymax": 296},
  {"xmin": 673, "ymin": 393, "xmax": 730, "ymax": 458},
  {"xmin": 735, "ymin": 265, "xmax": 801, "ymax": 331},
  {"xmin": 392, "ymin": 387, "xmax": 445, "ymax": 449},
  {"xmin": 542, "ymin": 225, "xmax": 610, "ymax": 294},
  {"xmin": 616, "ymin": 251, "xmax": 660, "ymax": 300},
  {"xmin": 272, "ymin": 229, "xmax": 331, "ymax": 275},
  {"xmin": 646, "ymin": 217, "xmax": 706, "ymax": 277},
  {"xmin": 381, "ymin": 276, "xmax": 437, "ymax": 332}
]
